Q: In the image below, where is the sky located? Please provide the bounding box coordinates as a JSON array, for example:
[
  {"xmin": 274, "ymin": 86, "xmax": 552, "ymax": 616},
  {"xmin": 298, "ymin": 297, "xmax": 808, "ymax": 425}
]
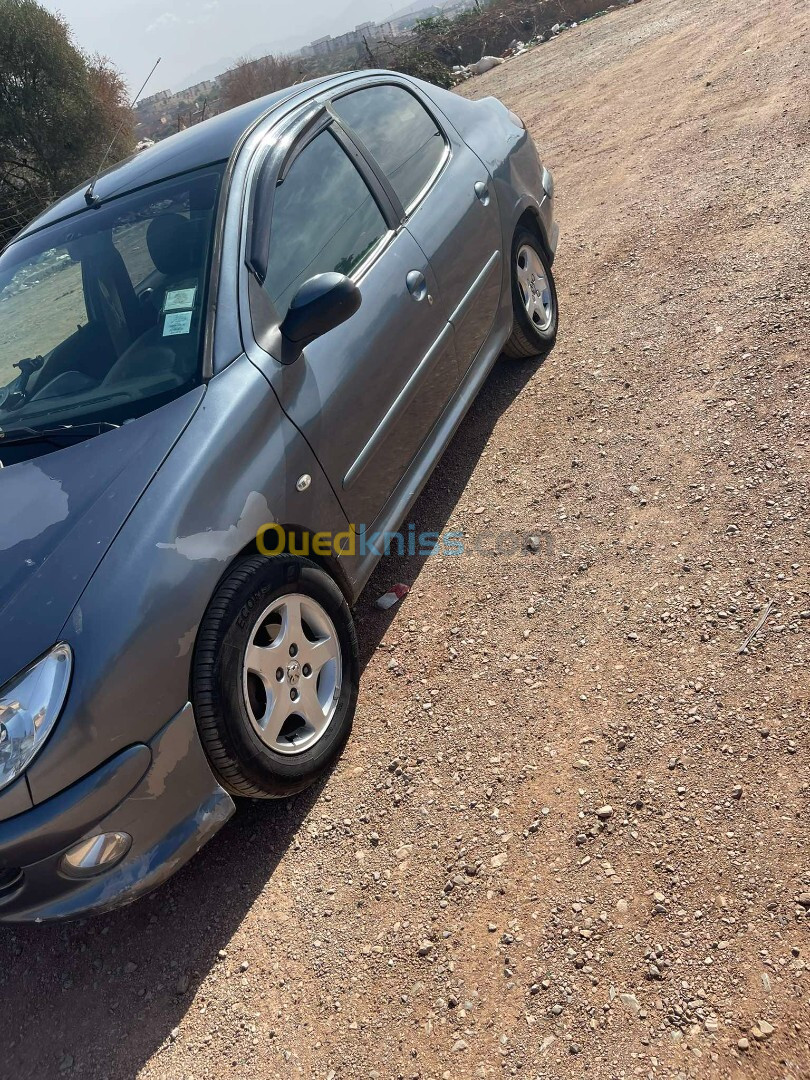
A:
[{"xmin": 41, "ymin": 0, "xmax": 410, "ymax": 93}]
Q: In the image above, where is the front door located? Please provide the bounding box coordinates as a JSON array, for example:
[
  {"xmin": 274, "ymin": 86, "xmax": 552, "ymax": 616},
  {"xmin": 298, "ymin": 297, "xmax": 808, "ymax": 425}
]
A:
[{"xmin": 248, "ymin": 123, "xmax": 456, "ymax": 529}]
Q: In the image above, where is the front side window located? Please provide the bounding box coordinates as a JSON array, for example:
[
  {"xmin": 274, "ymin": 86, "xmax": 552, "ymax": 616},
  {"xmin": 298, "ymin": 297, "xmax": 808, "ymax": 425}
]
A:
[
  {"xmin": 332, "ymin": 85, "xmax": 447, "ymax": 212},
  {"xmin": 0, "ymin": 164, "xmax": 224, "ymax": 434},
  {"xmin": 264, "ymin": 129, "xmax": 388, "ymax": 320}
]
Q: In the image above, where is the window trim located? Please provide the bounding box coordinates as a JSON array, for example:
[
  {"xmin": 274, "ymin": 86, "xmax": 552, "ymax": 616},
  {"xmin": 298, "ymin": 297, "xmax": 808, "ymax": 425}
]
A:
[
  {"xmin": 244, "ymin": 108, "xmax": 399, "ymax": 327},
  {"xmin": 328, "ymin": 81, "xmax": 451, "ymax": 221}
]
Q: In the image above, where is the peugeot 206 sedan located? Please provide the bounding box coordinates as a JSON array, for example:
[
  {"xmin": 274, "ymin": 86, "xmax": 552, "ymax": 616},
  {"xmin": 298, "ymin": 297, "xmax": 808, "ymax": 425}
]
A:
[{"xmin": 0, "ymin": 71, "xmax": 558, "ymax": 921}]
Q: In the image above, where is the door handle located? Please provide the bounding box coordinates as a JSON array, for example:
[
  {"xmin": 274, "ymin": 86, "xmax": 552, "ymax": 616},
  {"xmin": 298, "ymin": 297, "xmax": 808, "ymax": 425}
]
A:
[
  {"xmin": 406, "ymin": 270, "xmax": 430, "ymax": 303},
  {"xmin": 475, "ymin": 181, "xmax": 491, "ymax": 206}
]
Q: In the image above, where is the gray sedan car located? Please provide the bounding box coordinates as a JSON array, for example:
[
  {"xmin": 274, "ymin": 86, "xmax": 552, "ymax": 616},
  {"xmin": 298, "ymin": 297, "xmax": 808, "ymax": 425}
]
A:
[{"xmin": 0, "ymin": 71, "xmax": 558, "ymax": 921}]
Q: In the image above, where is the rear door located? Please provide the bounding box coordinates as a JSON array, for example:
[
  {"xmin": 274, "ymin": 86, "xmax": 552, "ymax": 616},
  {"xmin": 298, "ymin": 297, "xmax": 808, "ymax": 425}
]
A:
[
  {"xmin": 331, "ymin": 81, "xmax": 503, "ymax": 375},
  {"xmin": 245, "ymin": 117, "xmax": 457, "ymax": 528}
]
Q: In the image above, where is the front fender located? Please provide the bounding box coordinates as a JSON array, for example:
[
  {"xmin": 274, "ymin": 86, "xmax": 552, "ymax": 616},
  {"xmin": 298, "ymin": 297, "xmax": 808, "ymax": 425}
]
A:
[{"xmin": 27, "ymin": 355, "xmax": 351, "ymax": 802}]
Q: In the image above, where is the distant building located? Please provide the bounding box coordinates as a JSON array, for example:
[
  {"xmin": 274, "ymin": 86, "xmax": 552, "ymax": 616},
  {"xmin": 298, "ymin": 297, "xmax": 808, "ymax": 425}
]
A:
[
  {"xmin": 138, "ymin": 89, "xmax": 173, "ymax": 108},
  {"xmin": 296, "ymin": 19, "xmax": 399, "ymax": 59}
]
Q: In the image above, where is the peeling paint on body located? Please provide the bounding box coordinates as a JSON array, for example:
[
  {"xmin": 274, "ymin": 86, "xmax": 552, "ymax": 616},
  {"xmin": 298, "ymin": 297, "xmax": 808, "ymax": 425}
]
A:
[
  {"xmin": 157, "ymin": 492, "xmax": 274, "ymax": 562},
  {"xmin": 177, "ymin": 626, "xmax": 198, "ymax": 658},
  {"xmin": 0, "ymin": 464, "xmax": 69, "ymax": 551}
]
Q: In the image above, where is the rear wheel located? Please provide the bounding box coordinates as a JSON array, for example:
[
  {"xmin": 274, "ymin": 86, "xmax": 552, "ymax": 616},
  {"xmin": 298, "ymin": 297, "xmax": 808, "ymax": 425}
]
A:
[
  {"xmin": 503, "ymin": 226, "xmax": 558, "ymax": 359},
  {"xmin": 192, "ymin": 554, "xmax": 359, "ymax": 799}
]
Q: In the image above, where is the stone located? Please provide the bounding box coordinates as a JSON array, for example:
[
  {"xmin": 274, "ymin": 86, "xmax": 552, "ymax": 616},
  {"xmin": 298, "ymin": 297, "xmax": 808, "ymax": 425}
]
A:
[
  {"xmin": 418, "ymin": 940, "xmax": 434, "ymax": 957},
  {"xmin": 619, "ymin": 992, "xmax": 641, "ymax": 1017},
  {"xmin": 595, "ymin": 805, "xmax": 614, "ymax": 820},
  {"xmin": 751, "ymin": 1020, "xmax": 774, "ymax": 1040}
]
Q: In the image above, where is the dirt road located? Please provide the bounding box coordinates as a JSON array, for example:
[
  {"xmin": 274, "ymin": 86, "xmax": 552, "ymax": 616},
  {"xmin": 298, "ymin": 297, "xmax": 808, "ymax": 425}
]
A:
[{"xmin": 2, "ymin": 0, "xmax": 808, "ymax": 1076}]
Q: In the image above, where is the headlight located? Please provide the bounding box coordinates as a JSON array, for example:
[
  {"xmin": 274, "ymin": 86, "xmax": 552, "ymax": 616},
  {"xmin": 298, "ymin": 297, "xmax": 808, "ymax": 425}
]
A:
[{"xmin": 0, "ymin": 644, "xmax": 72, "ymax": 792}]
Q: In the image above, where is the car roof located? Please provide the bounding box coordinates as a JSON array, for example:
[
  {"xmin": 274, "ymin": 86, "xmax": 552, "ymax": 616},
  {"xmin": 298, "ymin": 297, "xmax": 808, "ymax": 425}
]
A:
[{"xmin": 12, "ymin": 75, "xmax": 339, "ymax": 244}]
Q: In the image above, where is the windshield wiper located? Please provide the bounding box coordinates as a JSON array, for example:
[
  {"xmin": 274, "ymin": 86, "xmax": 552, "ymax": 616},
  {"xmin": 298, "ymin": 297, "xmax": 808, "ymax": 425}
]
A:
[{"xmin": 0, "ymin": 421, "xmax": 120, "ymax": 448}]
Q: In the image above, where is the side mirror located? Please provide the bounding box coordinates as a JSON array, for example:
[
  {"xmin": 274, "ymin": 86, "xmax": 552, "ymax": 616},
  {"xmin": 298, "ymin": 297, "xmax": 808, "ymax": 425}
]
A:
[{"xmin": 280, "ymin": 273, "xmax": 362, "ymax": 354}]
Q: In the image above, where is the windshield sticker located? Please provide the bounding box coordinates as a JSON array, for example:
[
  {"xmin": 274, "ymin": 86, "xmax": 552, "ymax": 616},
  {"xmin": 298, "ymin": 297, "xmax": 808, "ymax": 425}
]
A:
[
  {"xmin": 163, "ymin": 311, "xmax": 193, "ymax": 337},
  {"xmin": 164, "ymin": 286, "xmax": 197, "ymax": 313}
]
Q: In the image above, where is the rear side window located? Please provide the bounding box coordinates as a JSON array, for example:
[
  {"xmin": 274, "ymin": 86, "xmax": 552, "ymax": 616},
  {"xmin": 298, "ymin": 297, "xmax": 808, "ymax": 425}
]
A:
[
  {"xmin": 332, "ymin": 85, "xmax": 447, "ymax": 212},
  {"xmin": 264, "ymin": 129, "xmax": 388, "ymax": 319}
]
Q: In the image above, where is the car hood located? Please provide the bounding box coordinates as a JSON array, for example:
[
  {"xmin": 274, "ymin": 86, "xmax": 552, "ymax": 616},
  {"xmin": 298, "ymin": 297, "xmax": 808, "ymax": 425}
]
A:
[{"xmin": 0, "ymin": 389, "xmax": 205, "ymax": 689}]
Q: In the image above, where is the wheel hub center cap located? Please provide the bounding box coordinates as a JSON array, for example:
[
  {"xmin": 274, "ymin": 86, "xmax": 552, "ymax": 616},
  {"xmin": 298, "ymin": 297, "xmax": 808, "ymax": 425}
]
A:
[{"xmin": 287, "ymin": 660, "xmax": 301, "ymax": 686}]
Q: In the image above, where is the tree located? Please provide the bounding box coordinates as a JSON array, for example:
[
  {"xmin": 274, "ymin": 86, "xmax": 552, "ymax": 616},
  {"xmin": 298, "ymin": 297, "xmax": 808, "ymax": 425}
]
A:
[
  {"xmin": 221, "ymin": 54, "xmax": 300, "ymax": 111},
  {"xmin": 0, "ymin": 0, "xmax": 134, "ymax": 248}
]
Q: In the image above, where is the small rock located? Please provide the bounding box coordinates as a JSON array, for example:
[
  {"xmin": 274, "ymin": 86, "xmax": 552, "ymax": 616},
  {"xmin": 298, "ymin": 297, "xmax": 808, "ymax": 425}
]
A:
[
  {"xmin": 616, "ymin": 899, "xmax": 629, "ymax": 915},
  {"xmin": 526, "ymin": 536, "xmax": 543, "ymax": 553},
  {"xmin": 619, "ymin": 992, "xmax": 641, "ymax": 1017},
  {"xmin": 595, "ymin": 805, "xmax": 613, "ymax": 820},
  {"xmin": 490, "ymin": 852, "xmax": 508, "ymax": 868},
  {"xmin": 795, "ymin": 892, "xmax": 810, "ymax": 909},
  {"xmin": 737, "ymin": 1038, "xmax": 750, "ymax": 1051},
  {"xmin": 169, "ymin": 1028, "xmax": 180, "ymax": 1042},
  {"xmin": 418, "ymin": 940, "xmax": 434, "ymax": 957},
  {"xmin": 751, "ymin": 1020, "xmax": 774, "ymax": 1040}
]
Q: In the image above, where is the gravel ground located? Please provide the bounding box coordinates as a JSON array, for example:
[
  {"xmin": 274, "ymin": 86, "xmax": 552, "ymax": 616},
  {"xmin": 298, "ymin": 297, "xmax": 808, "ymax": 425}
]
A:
[{"xmin": 2, "ymin": 0, "xmax": 808, "ymax": 1077}]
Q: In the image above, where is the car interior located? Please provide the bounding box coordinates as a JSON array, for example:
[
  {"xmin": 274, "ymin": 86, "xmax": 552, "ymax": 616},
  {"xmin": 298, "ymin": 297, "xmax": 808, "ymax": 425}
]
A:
[{"xmin": 0, "ymin": 168, "xmax": 222, "ymax": 429}]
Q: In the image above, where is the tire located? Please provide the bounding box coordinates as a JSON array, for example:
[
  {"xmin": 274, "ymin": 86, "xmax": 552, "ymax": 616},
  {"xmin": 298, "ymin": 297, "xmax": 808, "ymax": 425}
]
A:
[
  {"xmin": 502, "ymin": 226, "xmax": 559, "ymax": 359},
  {"xmin": 192, "ymin": 554, "xmax": 359, "ymax": 799}
]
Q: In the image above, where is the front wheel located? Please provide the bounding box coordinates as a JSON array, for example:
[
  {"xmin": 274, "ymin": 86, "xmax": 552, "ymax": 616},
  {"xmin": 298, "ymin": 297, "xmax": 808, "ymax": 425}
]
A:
[
  {"xmin": 502, "ymin": 226, "xmax": 558, "ymax": 359},
  {"xmin": 192, "ymin": 554, "xmax": 359, "ymax": 799}
]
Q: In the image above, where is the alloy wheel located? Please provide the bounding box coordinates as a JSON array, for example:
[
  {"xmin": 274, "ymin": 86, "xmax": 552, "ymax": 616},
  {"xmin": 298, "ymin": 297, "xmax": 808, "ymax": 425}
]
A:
[
  {"xmin": 516, "ymin": 243, "xmax": 554, "ymax": 332},
  {"xmin": 242, "ymin": 593, "xmax": 342, "ymax": 755}
]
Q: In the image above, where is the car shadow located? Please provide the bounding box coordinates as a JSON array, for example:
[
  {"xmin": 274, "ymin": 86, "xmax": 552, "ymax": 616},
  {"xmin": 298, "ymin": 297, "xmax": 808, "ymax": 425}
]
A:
[
  {"xmin": 354, "ymin": 353, "xmax": 543, "ymax": 672},
  {"xmin": 0, "ymin": 353, "xmax": 543, "ymax": 1080}
]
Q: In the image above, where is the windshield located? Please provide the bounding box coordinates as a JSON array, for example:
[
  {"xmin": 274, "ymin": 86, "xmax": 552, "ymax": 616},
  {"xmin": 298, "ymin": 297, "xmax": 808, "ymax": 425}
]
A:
[{"xmin": 0, "ymin": 164, "xmax": 224, "ymax": 435}]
